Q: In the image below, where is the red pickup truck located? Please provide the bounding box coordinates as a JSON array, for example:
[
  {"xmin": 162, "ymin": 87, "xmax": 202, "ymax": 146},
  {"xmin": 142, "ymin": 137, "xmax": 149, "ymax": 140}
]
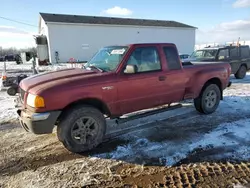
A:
[{"xmin": 16, "ymin": 43, "xmax": 231, "ymax": 153}]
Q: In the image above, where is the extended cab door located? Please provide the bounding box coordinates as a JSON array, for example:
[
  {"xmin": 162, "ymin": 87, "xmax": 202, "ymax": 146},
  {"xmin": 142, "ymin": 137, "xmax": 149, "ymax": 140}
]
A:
[
  {"xmin": 160, "ymin": 45, "xmax": 187, "ymax": 103},
  {"xmin": 116, "ymin": 45, "xmax": 168, "ymax": 114}
]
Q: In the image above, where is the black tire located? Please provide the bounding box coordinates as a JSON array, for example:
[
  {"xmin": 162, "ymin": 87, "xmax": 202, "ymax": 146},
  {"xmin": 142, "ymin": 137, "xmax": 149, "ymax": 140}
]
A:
[
  {"xmin": 194, "ymin": 84, "xmax": 221, "ymax": 114},
  {"xmin": 57, "ymin": 105, "xmax": 106, "ymax": 153},
  {"xmin": 7, "ymin": 86, "xmax": 17, "ymax": 96},
  {"xmin": 235, "ymin": 65, "xmax": 247, "ymax": 79}
]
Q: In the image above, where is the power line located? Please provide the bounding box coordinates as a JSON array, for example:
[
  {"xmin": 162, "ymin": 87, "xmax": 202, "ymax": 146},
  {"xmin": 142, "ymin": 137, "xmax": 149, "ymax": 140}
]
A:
[{"xmin": 0, "ymin": 16, "xmax": 38, "ymax": 28}]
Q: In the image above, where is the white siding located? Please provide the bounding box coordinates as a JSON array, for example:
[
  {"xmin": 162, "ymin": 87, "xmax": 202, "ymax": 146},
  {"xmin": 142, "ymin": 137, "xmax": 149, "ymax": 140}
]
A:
[
  {"xmin": 38, "ymin": 18, "xmax": 51, "ymax": 62},
  {"xmin": 39, "ymin": 18, "xmax": 48, "ymax": 36},
  {"xmin": 46, "ymin": 22, "xmax": 196, "ymax": 63}
]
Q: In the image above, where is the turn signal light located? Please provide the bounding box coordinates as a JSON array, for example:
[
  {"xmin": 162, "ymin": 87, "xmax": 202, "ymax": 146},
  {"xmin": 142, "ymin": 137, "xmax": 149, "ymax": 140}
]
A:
[{"xmin": 34, "ymin": 96, "xmax": 45, "ymax": 108}]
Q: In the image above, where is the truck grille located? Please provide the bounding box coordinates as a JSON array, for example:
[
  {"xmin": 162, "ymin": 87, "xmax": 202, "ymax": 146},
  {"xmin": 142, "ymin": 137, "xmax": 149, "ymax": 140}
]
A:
[{"xmin": 20, "ymin": 88, "xmax": 25, "ymax": 102}]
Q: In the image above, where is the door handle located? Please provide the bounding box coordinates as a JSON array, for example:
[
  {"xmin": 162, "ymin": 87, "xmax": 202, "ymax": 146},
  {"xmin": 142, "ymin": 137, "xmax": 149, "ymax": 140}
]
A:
[{"xmin": 158, "ymin": 76, "xmax": 166, "ymax": 81}]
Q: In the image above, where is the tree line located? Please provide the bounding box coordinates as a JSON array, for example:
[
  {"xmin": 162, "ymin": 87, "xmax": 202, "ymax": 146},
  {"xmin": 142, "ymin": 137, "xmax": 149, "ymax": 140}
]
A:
[{"xmin": 0, "ymin": 46, "xmax": 37, "ymax": 57}]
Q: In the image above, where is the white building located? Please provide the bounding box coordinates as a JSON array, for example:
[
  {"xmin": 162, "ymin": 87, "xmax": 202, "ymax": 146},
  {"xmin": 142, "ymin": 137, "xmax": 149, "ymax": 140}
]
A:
[{"xmin": 38, "ymin": 12, "xmax": 196, "ymax": 64}]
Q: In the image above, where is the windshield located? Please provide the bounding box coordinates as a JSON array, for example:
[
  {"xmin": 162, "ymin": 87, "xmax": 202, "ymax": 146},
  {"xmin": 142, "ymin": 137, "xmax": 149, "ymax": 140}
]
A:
[
  {"xmin": 190, "ymin": 49, "xmax": 218, "ymax": 59},
  {"xmin": 84, "ymin": 46, "xmax": 129, "ymax": 72}
]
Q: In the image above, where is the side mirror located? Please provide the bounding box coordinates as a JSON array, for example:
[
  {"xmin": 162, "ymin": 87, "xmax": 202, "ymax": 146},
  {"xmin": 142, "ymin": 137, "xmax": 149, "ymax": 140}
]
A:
[{"xmin": 124, "ymin": 65, "xmax": 137, "ymax": 74}]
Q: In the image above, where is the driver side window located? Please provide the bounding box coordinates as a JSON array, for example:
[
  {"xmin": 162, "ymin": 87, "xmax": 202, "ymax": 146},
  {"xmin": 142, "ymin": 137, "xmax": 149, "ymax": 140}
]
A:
[
  {"xmin": 218, "ymin": 49, "xmax": 229, "ymax": 60},
  {"xmin": 127, "ymin": 47, "xmax": 161, "ymax": 73}
]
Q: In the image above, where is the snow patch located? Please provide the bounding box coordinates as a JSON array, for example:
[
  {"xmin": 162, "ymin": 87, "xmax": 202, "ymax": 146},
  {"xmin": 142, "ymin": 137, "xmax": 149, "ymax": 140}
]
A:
[
  {"xmin": 189, "ymin": 119, "xmax": 250, "ymax": 160},
  {"xmin": 97, "ymin": 118, "xmax": 250, "ymax": 166},
  {"xmin": 0, "ymin": 92, "xmax": 18, "ymax": 124}
]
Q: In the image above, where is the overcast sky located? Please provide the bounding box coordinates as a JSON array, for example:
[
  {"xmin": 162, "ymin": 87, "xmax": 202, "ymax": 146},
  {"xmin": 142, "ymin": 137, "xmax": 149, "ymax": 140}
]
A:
[{"xmin": 0, "ymin": 0, "xmax": 250, "ymax": 48}]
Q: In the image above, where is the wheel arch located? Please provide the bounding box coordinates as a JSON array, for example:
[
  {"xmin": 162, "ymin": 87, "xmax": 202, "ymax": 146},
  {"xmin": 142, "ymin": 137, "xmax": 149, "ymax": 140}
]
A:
[
  {"xmin": 57, "ymin": 98, "xmax": 111, "ymax": 124},
  {"xmin": 200, "ymin": 77, "xmax": 223, "ymax": 100},
  {"xmin": 241, "ymin": 63, "xmax": 248, "ymax": 69}
]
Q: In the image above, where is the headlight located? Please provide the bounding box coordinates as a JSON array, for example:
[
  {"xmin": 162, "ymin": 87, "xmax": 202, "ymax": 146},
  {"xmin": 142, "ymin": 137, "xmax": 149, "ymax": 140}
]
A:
[{"xmin": 27, "ymin": 93, "xmax": 45, "ymax": 108}]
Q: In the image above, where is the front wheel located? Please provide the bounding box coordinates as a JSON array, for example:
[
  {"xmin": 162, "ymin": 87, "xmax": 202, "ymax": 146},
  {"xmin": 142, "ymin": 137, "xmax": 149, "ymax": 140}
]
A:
[
  {"xmin": 57, "ymin": 105, "xmax": 106, "ymax": 153},
  {"xmin": 235, "ymin": 65, "xmax": 247, "ymax": 79},
  {"xmin": 194, "ymin": 84, "xmax": 221, "ymax": 114}
]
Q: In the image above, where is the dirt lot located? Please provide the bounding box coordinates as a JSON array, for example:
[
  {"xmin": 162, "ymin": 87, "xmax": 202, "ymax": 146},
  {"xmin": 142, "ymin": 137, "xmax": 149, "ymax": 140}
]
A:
[
  {"xmin": 1, "ymin": 124, "xmax": 250, "ymax": 188},
  {"xmin": 0, "ymin": 63, "xmax": 250, "ymax": 187}
]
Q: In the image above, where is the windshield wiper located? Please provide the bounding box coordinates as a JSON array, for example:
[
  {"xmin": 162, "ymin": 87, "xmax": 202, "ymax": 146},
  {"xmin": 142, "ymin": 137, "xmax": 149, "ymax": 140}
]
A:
[{"xmin": 88, "ymin": 65, "xmax": 105, "ymax": 72}]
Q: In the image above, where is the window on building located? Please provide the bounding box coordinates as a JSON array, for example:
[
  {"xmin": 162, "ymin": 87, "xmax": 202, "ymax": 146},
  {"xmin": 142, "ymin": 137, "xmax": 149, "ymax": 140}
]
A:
[
  {"xmin": 126, "ymin": 47, "xmax": 161, "ymax": 73},
  {"xmin": 163, "ymin": 46, "xmax": 181, "ymax": 70}
]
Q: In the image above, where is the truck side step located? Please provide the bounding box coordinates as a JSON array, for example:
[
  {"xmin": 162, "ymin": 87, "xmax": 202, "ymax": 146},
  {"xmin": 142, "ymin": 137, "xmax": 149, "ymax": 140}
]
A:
[{"xmin": 115, "ymin": 103, "xmax": 182, "ymax": 124}]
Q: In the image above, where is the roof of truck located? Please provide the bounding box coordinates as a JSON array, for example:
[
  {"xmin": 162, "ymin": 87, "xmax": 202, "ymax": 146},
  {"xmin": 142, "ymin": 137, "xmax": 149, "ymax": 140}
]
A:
[
  {"xmin": 200, "ymin": 45, "xmax": 250, "ymax": 50},
  {"xmin": 40, "ymin": 12, "xmax": 197, "ymax": 29}
]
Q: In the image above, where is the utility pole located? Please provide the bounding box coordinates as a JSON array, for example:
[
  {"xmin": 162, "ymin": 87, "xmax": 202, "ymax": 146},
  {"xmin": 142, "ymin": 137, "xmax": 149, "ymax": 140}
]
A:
[{"xmin": 32, "ymin": 55, "xmax": 38, "ymax": 74}]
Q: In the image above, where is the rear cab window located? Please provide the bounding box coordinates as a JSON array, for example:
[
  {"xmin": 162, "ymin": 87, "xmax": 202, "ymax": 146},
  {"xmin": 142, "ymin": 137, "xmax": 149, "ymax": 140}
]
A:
[{"xmin": 163, "ymin": 46, "xmax": 181, "ymax": 70}]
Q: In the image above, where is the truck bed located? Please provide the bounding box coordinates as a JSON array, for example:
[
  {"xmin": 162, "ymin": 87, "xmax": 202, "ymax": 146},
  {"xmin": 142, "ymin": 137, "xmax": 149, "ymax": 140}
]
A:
[
  {"xmin": 179, "ymin": 60, "xmax": 231, "ymax": 100},
  {"xmin": 182, "ymin": 61, "xmax": 228, "ymax": 66}
]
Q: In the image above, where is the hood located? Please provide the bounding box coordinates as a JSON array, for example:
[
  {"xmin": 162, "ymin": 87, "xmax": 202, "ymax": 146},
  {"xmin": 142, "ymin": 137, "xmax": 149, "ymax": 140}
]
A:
[{"xmin": 20, "ymin": 68, "xmax": 101, "ymax": 93}]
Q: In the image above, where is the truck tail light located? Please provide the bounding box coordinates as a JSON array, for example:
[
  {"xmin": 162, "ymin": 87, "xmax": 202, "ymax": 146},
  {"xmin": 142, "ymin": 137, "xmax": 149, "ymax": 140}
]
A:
[
  {"xmin": 1, "ymin": 71, "xmax": 7, "ymax": 80},
  {"xmin": 1, "ymin": 75, "xmax": 7, "ymax": 80}
]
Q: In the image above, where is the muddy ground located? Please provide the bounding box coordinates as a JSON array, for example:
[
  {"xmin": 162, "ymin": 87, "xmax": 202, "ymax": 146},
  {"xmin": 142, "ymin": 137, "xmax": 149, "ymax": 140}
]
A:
[{"xmin": 0, "ymin": 77, "xmax": 250, "ymax": 187}]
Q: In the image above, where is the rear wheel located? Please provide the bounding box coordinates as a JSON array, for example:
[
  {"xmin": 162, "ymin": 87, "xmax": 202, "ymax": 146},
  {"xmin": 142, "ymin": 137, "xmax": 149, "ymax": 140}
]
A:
[
  {"xmin": 7, "ymin": 86, "xmax": 18, "ymax": 96},
  {"xmin": 235, "ymin": 65, "xmax": 247, "ymax": 79},
  {"xmin": 57, "ymin": 105, "xmax": 106, "ymax": 153},
  {"xmin": 194, "ymin": 84, "xmax": 221, "ymax": 114}
]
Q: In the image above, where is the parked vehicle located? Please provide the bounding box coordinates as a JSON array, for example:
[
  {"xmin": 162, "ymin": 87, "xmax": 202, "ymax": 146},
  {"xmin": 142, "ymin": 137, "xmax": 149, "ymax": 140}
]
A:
[
  {"xmin": 179, "ymin": 53, "xmax": 189, "ymax": 60},
  {"xmin": 183, "ymin": 45, "xmax": 250, "ymax": 79},
  {"xmin": 0, "ymin": 54, "xmax": 23, "ymax": 64},
  {"xmin": 0, "ymin": 56, "xmax": 5, "ymax": 61},
  {"xmin": 4, "ymin": 54, "xmax": 16, "ymax": 61},
  {"xmin": 16, "ymin": 43, "xmax": 231, "ymax": 153},
  {"xmin": 7, "ymin": 74, "xmax": 28, "ymax": 96}
]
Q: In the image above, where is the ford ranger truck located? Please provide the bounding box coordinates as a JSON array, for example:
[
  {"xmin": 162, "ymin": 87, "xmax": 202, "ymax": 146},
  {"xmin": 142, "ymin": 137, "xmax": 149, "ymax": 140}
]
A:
[{"xmin": 16, "ymin": 43, "xmax": 232, "ymax": 153}]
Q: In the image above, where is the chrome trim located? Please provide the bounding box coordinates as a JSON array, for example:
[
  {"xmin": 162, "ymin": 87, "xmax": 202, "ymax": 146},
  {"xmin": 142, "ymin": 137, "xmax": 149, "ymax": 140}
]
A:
[{"xmin": 22, "ymin": 112, "xmax": 50, "ymax": 121}]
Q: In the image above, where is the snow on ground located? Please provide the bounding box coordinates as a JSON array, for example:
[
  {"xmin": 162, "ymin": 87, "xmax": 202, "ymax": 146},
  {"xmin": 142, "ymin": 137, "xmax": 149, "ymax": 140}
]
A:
[
  {"xmin": 97, "ymin": 114, "xmax": 250, "ymax": 166},
  {"xmin": 189, "ymin": 118, "xmax": 250, "ymax": 160},
  {"xmin": 0, "ymin": 91, "xmax": 18, "ymax": 124},
  {"xmin": 0, "ymin": 61, "xmax": 83, "ymax": 73}
]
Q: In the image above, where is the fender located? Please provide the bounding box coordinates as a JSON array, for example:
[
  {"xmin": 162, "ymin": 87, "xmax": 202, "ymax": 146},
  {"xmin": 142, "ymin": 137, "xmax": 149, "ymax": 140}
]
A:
[
  {"xmin": 191, "ymin": 66, "xmax": 228, "ymax": 99},
  {"xmin": 62, "ymin": 96, "xmax": 112, "ymax": 116}
]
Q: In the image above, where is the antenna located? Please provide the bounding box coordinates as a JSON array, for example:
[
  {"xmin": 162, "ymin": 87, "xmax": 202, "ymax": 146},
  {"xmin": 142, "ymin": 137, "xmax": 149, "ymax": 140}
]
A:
[{"xmin": 237, "ymin": 37, "xmax": 240, "ymax": 46}]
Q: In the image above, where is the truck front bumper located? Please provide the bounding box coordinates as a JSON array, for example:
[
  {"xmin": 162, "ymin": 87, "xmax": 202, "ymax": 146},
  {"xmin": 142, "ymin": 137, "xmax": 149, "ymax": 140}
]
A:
[{"xmin": 17, "ymin": 109, "xmax": 61, "ymax": 134}]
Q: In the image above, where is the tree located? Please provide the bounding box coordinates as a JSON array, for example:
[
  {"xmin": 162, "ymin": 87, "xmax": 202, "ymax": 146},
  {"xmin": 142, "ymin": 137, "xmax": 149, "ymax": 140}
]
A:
[{"xmin": 0, "ymin": 46, "xmax": 37, "ymax": 57}]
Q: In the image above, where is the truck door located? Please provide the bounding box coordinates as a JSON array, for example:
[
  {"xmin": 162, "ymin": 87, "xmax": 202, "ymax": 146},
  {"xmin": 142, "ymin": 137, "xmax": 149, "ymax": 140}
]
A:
[
  {"xmin": 116, "ymin": 46, "xmax": 167, "ymax": 114},
  {"xmin": 160, "ymin": 45, "xmax": 187, "ymax": 103},
  {"xmin": 229, "ymin": 47, "xmax": 241, "ymax": 74},
  {"xmin": 217, "ymin": 48, "xmax": 230, "ymax": 62}
]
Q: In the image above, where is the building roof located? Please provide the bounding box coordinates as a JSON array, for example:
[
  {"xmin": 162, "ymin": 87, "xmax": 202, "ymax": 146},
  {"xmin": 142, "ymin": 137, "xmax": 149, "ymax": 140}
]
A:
[{"xmin": 40, "ymin": 12, "xmax": 197, "ymax": 29}]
